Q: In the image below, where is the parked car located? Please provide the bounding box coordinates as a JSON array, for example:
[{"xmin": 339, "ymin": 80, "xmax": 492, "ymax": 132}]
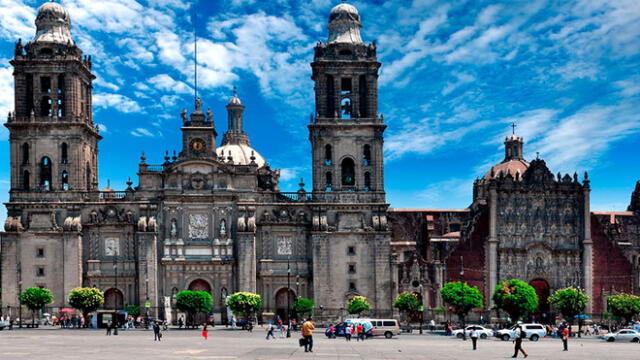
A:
[
  {"xmin": 0, "ymin": 320, "xmax": 11, "ymax": 330},
  {"xmin": 497, "ymin": 323, "xmax": 546, "ymax": 341},
  {"xmin": 601, "ymin": 329, "xmax": 640, "ymax": 342},
  {"xmin": 451, "ymin": 325, "xmax": 494, "ymax": 339}
]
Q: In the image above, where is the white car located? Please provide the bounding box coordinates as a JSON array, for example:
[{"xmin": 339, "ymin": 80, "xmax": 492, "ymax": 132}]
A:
[
  {"xmin": 601, "ymin": 329, "xmax": 640, "ymax": 342},
  {"xmin": 451, "ymin": 325, "xmax": 494, "ymax": 339},
  {"xmin": 497, "ymin": 323, "xmax": 546, "ymax": 341}
]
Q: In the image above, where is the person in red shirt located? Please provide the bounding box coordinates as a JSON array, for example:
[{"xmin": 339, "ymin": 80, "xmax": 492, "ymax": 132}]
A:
[
  {"xmin": 562, "ymin": 326, "xmax": 569, "ymax": 351},
  {"xmin": 357, "ymin": 324, "xmax": 365, "ymax": 341}
]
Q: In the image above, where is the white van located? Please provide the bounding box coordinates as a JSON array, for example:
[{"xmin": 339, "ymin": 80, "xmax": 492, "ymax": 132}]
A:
[
  {"xmin": 347, "ymin": 318, "xmax": 400, "ymax": 338},
  {"xmin": 497, "ymin": 323, "xmax": 546, "ymax": 341}
]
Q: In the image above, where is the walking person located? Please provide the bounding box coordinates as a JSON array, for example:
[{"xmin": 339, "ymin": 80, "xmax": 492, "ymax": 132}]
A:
[
  {"xmin": 470, "ymin": 327, "xmax": 479, "ymax": 350},
  {"xmin": 106, "ymin": 321, "xmax": 112, "ymax": 336},
  {"xmin": 345, "ymin": 324, "xmax": 352, "ymax": 341},
  {"xmin": 302, "ymin": 318, "xmax": 315, "ymax": 353},
  {"xmin": 201, "ymin": 323, "xmax": 209, "ymax": 340},
  {"xmin": 153, "ymin": 321, "xmax": 162, "ymax": 341},
  {"xmin": 266, "ymin": 323, "xmax": 276, "ymax": 340},
  {"xmin": 512, "ymin": 324, "xmax": 528, "ymax": 358},
  {"xmin": 562, "ymin": 326, "xmax": 569, "ymax": 351}
]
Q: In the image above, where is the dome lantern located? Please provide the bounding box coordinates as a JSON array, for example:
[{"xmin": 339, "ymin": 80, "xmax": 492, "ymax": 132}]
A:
[
  {"xmin": 327, "ymin": 1, "xmax": 363, "ymax": 44},
  {"xmin": 33, "ymin": 1, "xmax": 74, "ymax": 45}
]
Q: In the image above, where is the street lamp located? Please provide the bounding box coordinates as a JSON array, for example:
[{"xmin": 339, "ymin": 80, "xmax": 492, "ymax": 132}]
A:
[
  {"xmin": 113, "ymin": 257, "xmax": 118, "ymax": 335},
  {"xmin": 418, "ymin": 284, "xmax": 424, "ymax": 334},
  {"xmin": 286, "ymin": 255, "xmax": 291, "ymax": 338}
]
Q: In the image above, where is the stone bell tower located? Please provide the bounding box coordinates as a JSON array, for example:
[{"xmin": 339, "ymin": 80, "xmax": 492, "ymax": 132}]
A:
[
  {"xmin": 308, "ymin": 2, "xmax": 392, "ymax": 320},
  {"xmin": 6, "ymin": 1, "xmax": 100, "ymax": 200},
  {"xmin": 309, "ymin": 2, "xmax": 384, "ymax": 194}
]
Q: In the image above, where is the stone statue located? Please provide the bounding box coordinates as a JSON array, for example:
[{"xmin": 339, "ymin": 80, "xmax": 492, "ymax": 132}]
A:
[
  {"xmin": 207, "ymin": 108, "xmax": 213, "ymax": 122},
  {"xmin": 170, "ymin": 218, "xmax": 178, "ymax": 238},
  {"xmin": 181, "ymin": 108, "xmax": 187, "ymax": 123},
  {"xmin": 14, "ymin": 38, "xmax": 23, "ymax": 58},
  {"xmin": 195, "ymin": 97, "xmax": 203, "ymax": 113},
  {"xmin": 220, "ymin": 219, "xmax": 227, "ymax": 236}
]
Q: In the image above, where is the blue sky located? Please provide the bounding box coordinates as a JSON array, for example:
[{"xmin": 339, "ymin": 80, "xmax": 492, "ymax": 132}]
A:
[{"xmin": 0, "ymin": 0, "xmax": 639, "ymax": 224}]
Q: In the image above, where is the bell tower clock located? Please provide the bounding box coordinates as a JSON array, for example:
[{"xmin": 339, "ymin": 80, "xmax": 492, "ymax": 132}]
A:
[{"xmin": 180, "ymin": 97, "xmax": 217, "ymax": 160}]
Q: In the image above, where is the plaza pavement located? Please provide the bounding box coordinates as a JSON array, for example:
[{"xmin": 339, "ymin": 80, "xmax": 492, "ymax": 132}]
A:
[{"xmin": 0, "ymin": 327, "xmax": 638, "ymax": 359}]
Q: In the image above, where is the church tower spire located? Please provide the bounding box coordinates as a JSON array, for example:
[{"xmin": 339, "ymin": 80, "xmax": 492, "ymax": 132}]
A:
[
  {"xmin": 222, "ymin": 87, "xmax": 249, "ymax": 146},
  {"xmin": 6, "ymin": 1, "xmax": 100, "ymax": 196},
  {"xmin": 309, "ymin": 2, "xmax": 384, "ymax": 193}
]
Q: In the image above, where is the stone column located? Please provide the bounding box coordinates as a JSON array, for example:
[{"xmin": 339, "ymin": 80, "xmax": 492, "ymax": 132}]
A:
[
  {"xmin": 236, "ymin": 232, "xmax": 256, "ymax": 292},
  {"xmin": 582, "ymin": 180, "xmax": 593, "ymax": 314},
  {"xmin": 488, "ymin": 187, "xmax": 498, "ymax": 308},
  {"xmin": 63, "ymin": 232, "xmax": 83, "ymax": 305},
  {"xmin": 374, "ymin": 233, "xmax": 392, "ymax": 318}
]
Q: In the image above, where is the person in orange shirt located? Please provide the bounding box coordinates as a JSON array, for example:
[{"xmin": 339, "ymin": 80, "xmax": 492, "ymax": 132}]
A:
[{"xmin": 302, "ymin": 318, "xmax": 315, "ymax": 352}]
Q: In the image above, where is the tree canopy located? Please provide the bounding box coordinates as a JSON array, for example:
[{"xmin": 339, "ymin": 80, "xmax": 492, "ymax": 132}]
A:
[
  {"xmin": 548, "ymin": 287, "xmax": 589, "ymax": 324},
  {"xmin": 225, "ymin": 292, "xmax": 262, "ymax": 318},
  {"xmin": 292, "ymin": 297, "xmax": 314, "ymax": 317},
  {"xmin": 124, "ymin": 304, "xmax": 141, "ymax": 317},
  {"xmin": 440, "ymin": 281, "xmax": 483, "ymax": 323},
  {"xmin": 20, "ymin": 287, "xmax": 54, "ymax": 325},
  {"xmin": 393, "ymin": 292, "xmax": 420, "ymax": 314},
  {"xmin": 607, "ymin": 293, "xmax": 640, "ymax": 324},
  {"xmin": 68, "ymin": 287, "xmax": 104, "ymax": 316},
  {"xmin": 175, "ymin": 290, "xmax": 213, "ymax": 327},
  {"xmin": 347, "ymin": 296, "xmax": 370, "ymax": 316},
  {"xmin": 492, "ymin": 279, "xmax": 538, "ymax": 322}
]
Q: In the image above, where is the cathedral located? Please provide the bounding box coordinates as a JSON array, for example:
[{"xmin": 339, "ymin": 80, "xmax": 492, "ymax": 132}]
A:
[{"xmin": 1, "ymin": 2, "xmax": 639, "ymax": 323}]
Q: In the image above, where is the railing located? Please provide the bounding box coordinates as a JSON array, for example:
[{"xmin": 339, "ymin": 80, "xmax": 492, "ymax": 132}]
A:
[
  {"xmin": 276, "ymin": 192, "xmax": 314, "ymax": 202},
  {"xmin": 99, "ymin": 191, "xmax": 127, "ymax": 200},
  {"xmin": 272, "ymin": 191, "xmax": 386, "ymax": 203}
]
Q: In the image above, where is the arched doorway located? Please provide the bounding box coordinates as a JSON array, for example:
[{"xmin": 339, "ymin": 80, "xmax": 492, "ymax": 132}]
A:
[
  {"xmin": 188, "ymin": 279, "xmax": 212, "ymax": 325},
  {"xmin": 275, "ymin": 288, "xmax": 296, "ymax": 322},
  {"xmin": 529, "ymin": 279, "xmax": 550, "ymax": 323},
  {"xmin": 104, "ymin": 288, "xmax": 124, "ymax": 310}
]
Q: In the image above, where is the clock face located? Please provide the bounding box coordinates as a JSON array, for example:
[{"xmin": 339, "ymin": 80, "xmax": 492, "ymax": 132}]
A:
[{"xmin": 191, "ymin": 139, "xmax": 206, "ymax": 153}]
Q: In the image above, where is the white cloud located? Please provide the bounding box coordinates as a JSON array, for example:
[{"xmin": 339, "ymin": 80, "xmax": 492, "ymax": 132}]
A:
[
  {"xmin": 0, "ymin": 0, "xmax": 35, "ymax": 41},
  {"xmin": 130, "ymin": 128, "xmax": 155, "ymax": 137},
  {"xmin": 0, "ymin": 64, "xmax": 14, "ymax": 141},
  {"xmin": 148, "ymin": 74, "xmax": 193, "ymax": 95},
  {"xmin": 93, "ymin": 93, "xmax": 143, "ymax": 113}
]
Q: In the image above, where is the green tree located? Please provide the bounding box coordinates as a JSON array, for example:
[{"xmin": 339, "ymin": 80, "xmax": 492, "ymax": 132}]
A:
[
  {"xmin": 492, "ymin": 279, "xmax": 538, "ymax": 322},
  {"xmin": 440, "ymin": 282, "xmax": 483, "ymax": 325},
  {"xmin": 225, "ymin": 292, "xmax": 262, "ymax": 321},
  {"xmin": 175, "ymin": 290, "xmax": 213, "ymax": 328},
  {"xmin": 20, "ymin": 287, "xmax": 54, "ymax": 326},
  {"xmin": 393, "ymin": 292, "xmax": 420, "ymax": 323},
  {"xmin": 68, "ymin": 287, "xmax": 104, "ymax": 324},
  {"xmin": 292, "ymin": 297, "xmax": 315, "ymax": 317},
  {"xmin": 124, "ymin": 304, "xmax": 141, "ymax": 318},
  {"xmin": 607, "ymin": 293, "xmax": 640, "ymax": 324},
  {"xmin": 347, "ymin": 296, "xmax": 370, "ymax": 316},
  {"xmin": 548, "ymin": 287, "xmax": 589, "ymax": 326}
]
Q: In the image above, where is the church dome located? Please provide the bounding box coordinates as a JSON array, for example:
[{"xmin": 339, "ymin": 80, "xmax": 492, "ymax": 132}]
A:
[
  {"xmin": 330, "ymin": 3, "xmax": 360, "ymax": 21},
  {"xmin": 217, "ymin": 144, "xmax": 266, "ymax": 167},
  {"xmin": 228, "ymin": 93, "xmax": 242, "ymax": 106},
  {"xmin": 34, "ymin": 1, "xmax": 74, "ymax": 44},
  {"xmin": 484, "ymin": 159, "xmax": 529, "ymax": 180},
  {"xmin": 327, "ymin": 2, "xmax": 363, "ymax": 44}
]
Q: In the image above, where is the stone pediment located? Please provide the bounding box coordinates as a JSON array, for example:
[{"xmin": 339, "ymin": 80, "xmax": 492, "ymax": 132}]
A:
[{"xmin": 522, "ymin": 159, "xmax": 554, "ymax": 185}]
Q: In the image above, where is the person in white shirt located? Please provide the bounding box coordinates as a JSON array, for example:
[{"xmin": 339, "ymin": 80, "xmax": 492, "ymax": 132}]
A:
[{"xmin": 469, "ymin": 328, "xmax": 479, "ymax": 350}]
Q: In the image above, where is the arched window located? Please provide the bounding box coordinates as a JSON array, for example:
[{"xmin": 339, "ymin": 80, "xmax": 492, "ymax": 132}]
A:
[
  {"xmin": 41, "ymin": 96, "xmax": 52, "ymax": 117},
  {"xmin": 326, "ymin": 74, "xmax": 334, "ymax": 117},
  {"xmin": 21, "ymin": 143, "xmax": 29, "ymax": 165},
  {"xmin": 61, "ymin": 143, "xmax": 68, "ymax": 164},
  {"xmin": 341, "ymin": 98, "xmax": 351, "ymax": 119},
  {"xmin": 61, "ymin": 171, "xmax": 69, "ymax": 191},
  {"xmin": 57, "ymin": 74, "xmax": 65, "ymax": 117},
  {"xmin": 23, "ymin": 170, "xmax": 30, "ymax": 190},
  {"xmin": 324, "ymin": 144, "xmax": 332, "ymax": 166},
  {"xmin": 363, "ymin": 145, "xmax": 371, "ymax": 166},
  {"xmin": 341, "ymin": 158, "xmax": 355, "ymax": 186},
  {"xmin": 40, "ymin": 157, "xmax": 52, "ymax": 191},
  {"xmin": 325, "ymin": 171, "xmax": 332, "ymax": 191},
  {"xmin": 364, "ymin": 172, "xmax": 371, "ymax": 191},
  {"xmin": 359, "ymin": 75, "xmax": 368, "ymax": 118},
  {"xmin": 86, "ymin": 163, "xmax": 92, "ymax": 190}
]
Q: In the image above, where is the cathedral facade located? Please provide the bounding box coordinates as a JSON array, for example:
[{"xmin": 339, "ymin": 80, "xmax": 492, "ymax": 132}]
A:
[{"xmin": 2, "ymin": 2, "xmax": 639, "ymax": 323}]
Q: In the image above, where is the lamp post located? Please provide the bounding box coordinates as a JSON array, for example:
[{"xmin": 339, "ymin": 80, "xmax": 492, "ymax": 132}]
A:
[
  {"xmin": 113, "ymin": 257, "xmax": 118, "ymax": 335},
  {"xmin": 418, "ymin": 284, "xmax": 424, "ymax": 334},
  {"xmin": 286, "ymin": 255, "xmax": 291, "ymax": 338}
]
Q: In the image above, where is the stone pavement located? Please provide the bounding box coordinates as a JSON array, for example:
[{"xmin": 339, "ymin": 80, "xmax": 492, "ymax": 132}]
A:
[{"xmin": 0, "ymin": 328, "xmax": 638, "ymax": 359}]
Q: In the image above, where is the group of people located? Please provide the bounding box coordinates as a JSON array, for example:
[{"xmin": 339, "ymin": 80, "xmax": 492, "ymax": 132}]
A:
[{"xmin": 326, "ymin": 322, "xmax": 368, "ymax": 341}]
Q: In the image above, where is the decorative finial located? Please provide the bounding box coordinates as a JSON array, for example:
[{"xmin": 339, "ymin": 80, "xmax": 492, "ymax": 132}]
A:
[
  {"xmin": 140, "ymin": 151, "xmax": 146, "ymax": 163},
  {"xmin": 107, "ymin": 179, "xmax": 111, "ymax": 188},
  {"xmin": 233, "ymin": 86, "xmax": 237, "ymax": 97},
  {"xmin": 172, "ymin": 150, "xmax": 177, "ymax": 161},
  {"xmin": 511, "ymin": 122, "xmax": 517, "ymax": 135},
  {"xmin": 126, "ymin": 176, "xmax": 133, "ymax": 189},
  {"xmin": 536, "ymin": 151, "xmax": 540, "ymax": 160}
]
